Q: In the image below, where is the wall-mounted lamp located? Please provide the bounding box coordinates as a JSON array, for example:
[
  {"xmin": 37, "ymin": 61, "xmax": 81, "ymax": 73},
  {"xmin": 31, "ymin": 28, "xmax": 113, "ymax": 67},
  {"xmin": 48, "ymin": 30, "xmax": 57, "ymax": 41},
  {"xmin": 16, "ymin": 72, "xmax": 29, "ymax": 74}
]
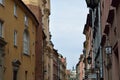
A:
[
  {"xmin": 105, "ymin": 46, "xmax": 112, "ymax": 55},
  {"xmin": 104, "ymin": 45, "xmax": 112, "ymax": 69}
]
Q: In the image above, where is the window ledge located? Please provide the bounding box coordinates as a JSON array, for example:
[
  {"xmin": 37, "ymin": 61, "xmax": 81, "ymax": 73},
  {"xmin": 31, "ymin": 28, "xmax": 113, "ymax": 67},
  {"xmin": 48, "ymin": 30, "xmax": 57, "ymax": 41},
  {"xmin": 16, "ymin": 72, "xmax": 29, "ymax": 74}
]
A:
[
  {"xmin": 14, "ymin": 15, "xmax": 18, "ymax": 19},
  {"xmin": 23, "ymin": 53, "xmax": 30, "ymax": 57},
  {"xmin": 14, "ymin": 45, "xmax": 17, "ymax": 48},
  {"xmin": 0, "ymin": 3, "xmax": 4, "ymax": 7}
]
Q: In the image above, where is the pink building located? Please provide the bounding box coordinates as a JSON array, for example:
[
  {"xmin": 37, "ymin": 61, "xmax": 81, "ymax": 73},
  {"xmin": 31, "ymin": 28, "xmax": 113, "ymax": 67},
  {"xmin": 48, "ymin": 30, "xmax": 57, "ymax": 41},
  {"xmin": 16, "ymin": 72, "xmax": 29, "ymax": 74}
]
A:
[
  {"xmin": 101, "ymin": 0, "xmax": 120, "ymax": 80},
  {"xmin": 66, "ymin": 70, "xmax": 71, "ymax": 80},
  {"xmin": 76, "ymin": 54, "xmax": 85, "ymax": 80},
  {"xmin": 84, "ymin": 0, "xmax": 120, "ymax": 80}
]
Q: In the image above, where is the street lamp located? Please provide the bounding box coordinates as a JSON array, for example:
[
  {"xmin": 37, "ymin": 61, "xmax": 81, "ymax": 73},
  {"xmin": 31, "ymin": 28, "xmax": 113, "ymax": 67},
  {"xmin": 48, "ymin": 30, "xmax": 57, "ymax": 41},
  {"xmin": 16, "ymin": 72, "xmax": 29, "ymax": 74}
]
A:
[
  {"xmin": 104, "ymin": 45, "xmax": 112, "ymax": 70},
  {"xmin": 85, "ymin": 0, "xmax": 100, "ymax": 9},
  {"xmin": 87, "ymin": 55, "xmax": 92, "ymax": 64}
]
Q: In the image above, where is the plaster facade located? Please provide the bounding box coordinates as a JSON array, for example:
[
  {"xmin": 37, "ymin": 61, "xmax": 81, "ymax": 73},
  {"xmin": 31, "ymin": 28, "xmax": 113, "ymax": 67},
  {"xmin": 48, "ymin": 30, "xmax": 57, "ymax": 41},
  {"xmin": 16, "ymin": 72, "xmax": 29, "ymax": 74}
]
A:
[{"xmin": 0, "ymin": 0, "xmax": 38, "ymax": 80}]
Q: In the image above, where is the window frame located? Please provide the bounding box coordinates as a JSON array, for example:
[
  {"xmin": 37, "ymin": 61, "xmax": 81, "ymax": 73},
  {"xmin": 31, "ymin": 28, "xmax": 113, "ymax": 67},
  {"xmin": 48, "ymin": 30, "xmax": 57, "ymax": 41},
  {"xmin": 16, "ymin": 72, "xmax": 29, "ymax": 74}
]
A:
[
  {"xmin": 23, "ymin": 30, "xmax": 29, "ymax": 55},
  {"xmin": 24, "ymin": 15, "xmax": 28, "ymax": 26},
  {"xmin": 14, "ymin": 30, "xmax": 17, "ymax": 46},
  {"xmin": 14, "ymin": 3, "xmax": 17, "ymax": 17},
  {"xmin": 0, "ymin": 21, "xmax": 3, "ymax": 38}
]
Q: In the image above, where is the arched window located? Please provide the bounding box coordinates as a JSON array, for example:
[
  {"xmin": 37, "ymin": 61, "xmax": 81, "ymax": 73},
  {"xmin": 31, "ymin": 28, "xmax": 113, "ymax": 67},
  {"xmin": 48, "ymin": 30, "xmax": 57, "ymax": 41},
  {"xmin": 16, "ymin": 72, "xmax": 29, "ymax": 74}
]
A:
[{"xmin": 23, "ymin": 30, "xmax": 29, "ymax": 54}]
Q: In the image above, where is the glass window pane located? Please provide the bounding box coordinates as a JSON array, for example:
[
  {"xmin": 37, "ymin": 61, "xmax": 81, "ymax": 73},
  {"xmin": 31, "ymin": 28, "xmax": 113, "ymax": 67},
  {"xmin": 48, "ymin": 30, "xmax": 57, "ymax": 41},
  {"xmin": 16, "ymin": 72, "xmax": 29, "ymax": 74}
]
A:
[
  {"xmin": 23, "ymin": 31, "xmax": 29, "ymax": 54},
  {"xmin": 24, "ymin": 15, "xmax": 28, "ymax": 26},
  {"xmin": 14, "ymin": 31, "xmax": 17, "ymax": 46}
]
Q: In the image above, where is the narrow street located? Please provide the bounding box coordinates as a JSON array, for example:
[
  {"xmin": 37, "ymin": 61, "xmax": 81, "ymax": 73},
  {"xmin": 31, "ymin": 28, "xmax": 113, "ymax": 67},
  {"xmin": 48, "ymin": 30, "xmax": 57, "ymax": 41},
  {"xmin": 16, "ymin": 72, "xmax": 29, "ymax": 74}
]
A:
[{"xmin": 0, "ymin": 0, "xmax": 120, "ymax": 80}]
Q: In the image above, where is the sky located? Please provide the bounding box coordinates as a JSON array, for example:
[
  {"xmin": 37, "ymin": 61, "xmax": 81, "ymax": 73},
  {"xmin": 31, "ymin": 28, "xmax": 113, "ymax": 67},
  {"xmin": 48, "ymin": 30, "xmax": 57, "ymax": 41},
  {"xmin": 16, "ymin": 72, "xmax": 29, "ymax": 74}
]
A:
[{"xmin": 49, "ymin": 0, "xmax": 89, "ymax": 69}]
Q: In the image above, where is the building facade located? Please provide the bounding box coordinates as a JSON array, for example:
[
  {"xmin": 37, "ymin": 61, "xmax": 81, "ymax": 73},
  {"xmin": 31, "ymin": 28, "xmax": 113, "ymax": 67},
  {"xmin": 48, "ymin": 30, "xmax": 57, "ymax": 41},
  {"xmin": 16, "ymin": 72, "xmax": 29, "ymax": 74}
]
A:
[
  {"xmin": 59, "ymin": 55, "xmax": 67, "ymax": 80},
  {"xmin": 0, "ymin": 0, "xmax": 38, "ymax": 80},
  {"xmin": 66, "ymin": 70, "xmax": 71, "ymax": 80},
  {"xmin": 22, "ymin": 0, "xmax": 45, "ymax": 80},
  {"xmin": 22, "ymin": 0, "xmax": 53, "ymax": 80},
  {"xmin": 101, "ymin": 0, "xmax": 120, "ymax": 80},
  {"xmin": 84, "ymin": 0, "xmax": 120, "ymax": 80},
  {"xmin": 0, "ymin": 0, "xmax": 67, "ymax": 80},
  {"xmin": 83, "ymin": 12, "xmax": 95, "ymax": 80},
  {"xmin": 69, "ymin": 67, "xmax": 77, "ymax": 80},
  {"xmin": 76, "ymin": 54, "xmax": 85, "ymax": 80},
  {"xmin": 53, "ymin": 49, "xmax": 59, "ymax": 80}
]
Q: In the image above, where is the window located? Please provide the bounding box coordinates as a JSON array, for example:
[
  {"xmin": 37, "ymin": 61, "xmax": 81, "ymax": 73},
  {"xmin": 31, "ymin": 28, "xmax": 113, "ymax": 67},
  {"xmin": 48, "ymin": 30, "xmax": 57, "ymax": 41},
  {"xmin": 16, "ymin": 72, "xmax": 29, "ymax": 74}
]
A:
[
  {"xmin": 23, "ymin": 30, "xmax": 29, "ymax": 54},
  {"xmin": 25, "ymin": 71, "xmax": 28, "ymax": 80},
  {"xmin": 0, "ymin": 0, "xmax": 3, "ymax": 4},
  {"xmin": 14, "ymin": 4, "xmax": 17, "ymax": 16},
  {"xmin": 24, "ymin": 15, "xmax": 28, "ymax": 26},
  {"xmin": 0, "ymin": 21, "xmax": 3, "ymax": 38},
  {"xmin": 13, "ymin": 70, "xmax": 17, "ymax": 80},
  {"xmin": 14, "ymin": 31, "xmax": 17, "ymax": 46}
]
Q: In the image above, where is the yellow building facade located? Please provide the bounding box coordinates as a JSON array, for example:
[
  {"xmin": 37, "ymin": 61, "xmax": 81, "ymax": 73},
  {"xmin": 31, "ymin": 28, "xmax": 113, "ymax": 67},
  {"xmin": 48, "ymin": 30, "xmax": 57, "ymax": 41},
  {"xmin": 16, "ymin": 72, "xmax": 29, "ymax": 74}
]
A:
[
  {"xmin": 0, "ymin": 0, "xmax": 38, "ymax": 80},
  {"xmin": 22, "ymin": 0, "xmax": 53, "ymax": 80}
]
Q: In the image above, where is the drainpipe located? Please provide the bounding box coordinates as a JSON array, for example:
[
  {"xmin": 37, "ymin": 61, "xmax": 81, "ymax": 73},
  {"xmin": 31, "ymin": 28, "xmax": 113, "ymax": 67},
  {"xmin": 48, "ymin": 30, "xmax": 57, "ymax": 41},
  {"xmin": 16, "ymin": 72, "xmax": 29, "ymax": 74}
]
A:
[{"xmin": 98, "ymin": 2, "xmax": 103, "ymax": 79}]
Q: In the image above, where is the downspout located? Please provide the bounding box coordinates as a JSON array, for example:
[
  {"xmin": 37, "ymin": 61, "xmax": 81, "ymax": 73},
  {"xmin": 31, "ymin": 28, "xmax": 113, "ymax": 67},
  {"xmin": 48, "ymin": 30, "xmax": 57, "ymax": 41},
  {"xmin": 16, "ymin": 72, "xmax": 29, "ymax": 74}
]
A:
[{"xmin": 98, "ymin": 1, "xmax": 103, "ymax": 79}]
